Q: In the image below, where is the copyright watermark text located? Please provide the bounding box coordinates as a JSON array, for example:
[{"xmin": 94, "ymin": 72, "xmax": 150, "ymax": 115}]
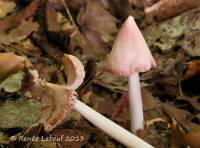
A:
[{"xmin": 10, "ymin": 135, "xmax": 85, "ymax": 142}]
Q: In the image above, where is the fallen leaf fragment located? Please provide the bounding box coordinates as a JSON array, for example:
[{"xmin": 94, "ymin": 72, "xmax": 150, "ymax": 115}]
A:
[
  {"xmin": 0, "ymin": 71, "xmax": 25, "ymax": 93},
  {"xmin": 27, "ymin": 140, "xmax": 57, "ymax": 148},
  {"xmin": 172, "ymin": 119, "xmax": 200, "ymax": 148},
  {"xmin": 0, "ymin": 0, "xmax": 16, "ymax": 18},
  {"xmin": 181, "ymin": 31, "xmax": 200, "ymax": 57},
  {"xmin": 145, "ymin": 118, "xmax": 169, "ymax": 127},
  {"xmin": 77, "ymin": 0, "xmax": 118, "ymax": 50},
  {"xmin": 46, "ymin": 2, "xmax": 75, "ymax": 37},
  {"xmin": 0, "ymin": 131, "xmax": 9, "ymax": 144},
  {"xmin": 19, "ymin": 0, "xmax": 41, "ymax": 21},
  {"xmin": 0, "ymin": 98, "xmax": 41, "ymax": 128},
  {"xmin": 46, "ymin": 1, "xmax": 62, "ymax": 32},
  {"xmin": 0, "ymin": 20, "xmax": 39, "ymax": 44},
  {"xmin": 0, "ymin": 0, "xmax": 40, "ymax": 45},
  {"xmin": 182, "ymin": 131, "xmax": 200, "ymax": 148},
  {"xmin": 108, "ymin": 0, "xmax": 134, "ymax": 19},
  {"xmin": 0, "ymin": 52, "xmax": 30, "ymax": 82},
  {"xmin": 161, "ymin": 103, "xmax": 199, "ymax": 132},
  {"xmin": 4, "ymin": 39, "xmax": 42, "ymax": 58},
  {"xmin": 57, "ymin": 12, "xmax": 75, "ymax": 35},
  {"xmin": 129, "ymin": 0, "xmax": 144, "ymax": 8},
  {"xmin": 112, "ymin": 95, "xmax": 128, "ymax": 118},
  {"xmin": 184, "ymin": 60, "xmax": 200, "ymax": 78},
  {"xmin": 32, "ymin": 33, "xmax": 64, "ymax": 61}
]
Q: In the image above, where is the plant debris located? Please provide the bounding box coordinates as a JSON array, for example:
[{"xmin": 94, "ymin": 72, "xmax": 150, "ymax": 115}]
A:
[{"xmin": 0, "ymin": 0, "xmax": 199, "ymax": 147}]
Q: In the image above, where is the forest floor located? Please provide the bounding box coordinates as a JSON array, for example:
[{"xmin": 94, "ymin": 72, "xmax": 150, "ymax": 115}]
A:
[{"xmin": 0, "ymin": 0, "xmax": 200, "ymax": 147}]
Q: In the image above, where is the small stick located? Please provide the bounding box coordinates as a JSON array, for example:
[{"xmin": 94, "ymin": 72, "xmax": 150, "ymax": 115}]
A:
[{"xmin": 145, "ymin": 0, "xmax": 200, "ymax": 21}]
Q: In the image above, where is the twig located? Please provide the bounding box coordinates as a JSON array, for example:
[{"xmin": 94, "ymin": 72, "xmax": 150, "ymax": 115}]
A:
[
  {"xmin": 59, "ymin": 0, "xmax": 80, "ymax": 34},
  {"xmin": 145, "ymin": 0, "xmax": 200, "ymax": 22},
  {"xmin": 58, "ymin": 0, "xmax": 87, "ymax": 52}
]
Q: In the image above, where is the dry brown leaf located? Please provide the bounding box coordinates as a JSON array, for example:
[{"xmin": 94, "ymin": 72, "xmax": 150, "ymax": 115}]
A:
[
  {"xmin": 142, "ymin": 88, "xmax": 160, "ymax": 111},
  {"xmin": 129, "ymin": 0, "xmax": 144, "ymax": 8},
  {"xmin": 19, "ymin": 0, "xmax": 41, "ymax": 21},
  {"xmin": 32, "ymin": 33, "xmax": 64, "ymax": 61},
  {"xmin": 5, "ymin": 39, "xmax": 41, "ymax": 58},
  {"xmin": 172, "ymin": 119, "xmax": 200, "ymax": 148},
  {"xmin": 46, "ymin": 1, "xmax": 61, "ymax": 32},
  {"xmin": 142, "ymin": 88, "xmax": 163, "ymax": 122},
  {"xmin": 112, "ymin": 94, "xmax": 128, "ymax": 118},
  {"xmin": 0, "ymin": 0, "xmax": 15, "ymax": 18},
  {"xmin": 162, "ymin": 103, "xmax": 199, "ymax": 132},
  {"xmin": 67, "ymin": 0, "xmax": 86, "ymax": 11},
  {"xmin": 108, "ymin": 0, "xmax": 134, "ymax": 19},
  {"xmin": 182, "ymin": 131, "xmax": 200, "ymax": 148},
  {"xmin": 0, "ymin": 0, "xmax": 40, "ymax": 44},
  {"xmin": 184, "ymin": 60, "xmax": 200, "ymax": 78},
  {"xmin": 0, "ymin": 52, "xmax": 31, "ymax": 82},
  {"xmin": 0, "ymin": 20, "xmax": 39, "ymax": 44},
  {"xmin": 77, "ymin": 0, "xmax": 118, "ymax": 51},
  {"xmin": 57, "ymin": 12, "xmax": 75, "ymax": 35},
  {"xmin": 46, "ymin": 0, "xmax": 75, "ymax": 36}
]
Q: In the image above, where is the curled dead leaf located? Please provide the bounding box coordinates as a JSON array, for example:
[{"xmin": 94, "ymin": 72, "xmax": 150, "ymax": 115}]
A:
[
  {"xmin": 0, "ymin": 52, "xmax": 31, "ymax": 82},
  {"xmin": 0, "ymin": 0, "xmax": 16, "ymax": 18},
  {"xmin": 63, "ymin": 54, "xmax": 85, "ymax": 90}
]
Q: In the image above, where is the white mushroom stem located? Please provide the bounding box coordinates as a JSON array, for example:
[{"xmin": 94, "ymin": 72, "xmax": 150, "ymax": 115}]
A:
[
  {"xmin": 73, "ymin": 99, "xmax": 153, "ymax": 148},
  {"xmin": 62, "ymin": 54, "xmax": 152, "ymax": 146},
  {"xmin": 128, "ymin": 72, "xmax": 144, "ymax": 133}
]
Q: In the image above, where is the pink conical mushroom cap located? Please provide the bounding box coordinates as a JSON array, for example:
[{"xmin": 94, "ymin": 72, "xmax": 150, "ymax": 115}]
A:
[{"xmin": 107, "ymin": 16, "xmax": 156, "ymax": 77}]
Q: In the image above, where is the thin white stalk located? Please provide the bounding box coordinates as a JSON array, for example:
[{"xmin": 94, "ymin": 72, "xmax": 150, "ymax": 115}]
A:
[
  {"xmin": 128, "ymin": 72, "xmax": 144, "ymax": 133},
  {"xmin": 73, "ymin": 99, "xmax": 153, "ymax": 148}
]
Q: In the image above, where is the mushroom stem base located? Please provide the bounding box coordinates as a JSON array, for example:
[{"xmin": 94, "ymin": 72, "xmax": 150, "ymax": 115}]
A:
[{"xmin": 128, "ymin": 72, "xmax": 144, "ymax": 133}]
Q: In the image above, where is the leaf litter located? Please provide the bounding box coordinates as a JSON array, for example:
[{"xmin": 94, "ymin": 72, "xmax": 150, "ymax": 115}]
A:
[{"xmin": 0, "ymin": 0, "xmax": 200, "ymax": 147}]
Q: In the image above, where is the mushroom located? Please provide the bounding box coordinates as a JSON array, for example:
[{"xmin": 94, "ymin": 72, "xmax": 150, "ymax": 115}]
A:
[
  {"xmin": 63, "ymin": 54, "xmax": 85, "ymax": 90},
  {"xmin": 107, "ymin": 16, "xmax": 156, "ymax": 133},
  {"xmin": 29, "ymin": 54, "xmax": 153, "ymax": 147}
]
